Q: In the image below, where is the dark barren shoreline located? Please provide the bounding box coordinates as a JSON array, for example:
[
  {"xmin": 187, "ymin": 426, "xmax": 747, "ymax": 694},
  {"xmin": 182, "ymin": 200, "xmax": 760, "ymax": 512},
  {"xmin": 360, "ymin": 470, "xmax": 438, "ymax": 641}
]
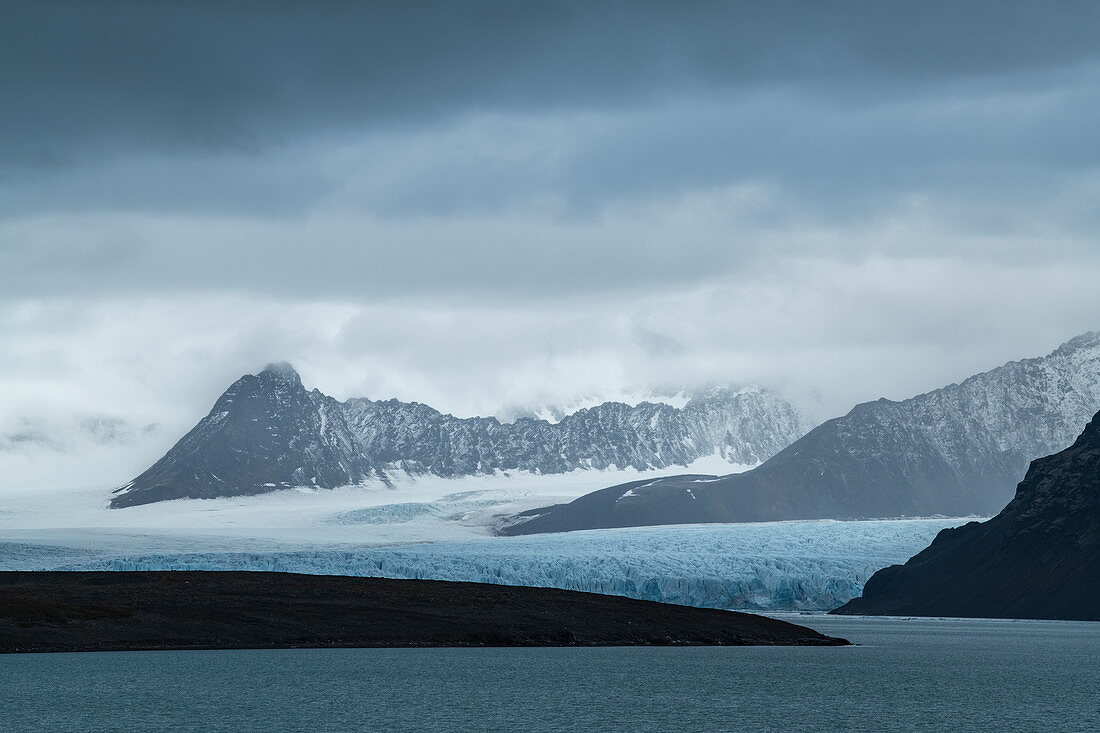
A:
[{"xmin": 0, "ymin": 571, "xmax": 847, "ymax": 653}]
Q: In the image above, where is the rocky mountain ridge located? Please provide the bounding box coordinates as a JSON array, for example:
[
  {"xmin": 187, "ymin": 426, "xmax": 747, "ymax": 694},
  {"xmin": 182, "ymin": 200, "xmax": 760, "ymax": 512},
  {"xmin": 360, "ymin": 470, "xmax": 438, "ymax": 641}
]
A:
[
  {"xmin": 501, "ymin": 331, "xmax": 1100, "ymax": 534},
  {"xmin": 110, "ymin": 364, "xmax": 807, "ymax": 507}
]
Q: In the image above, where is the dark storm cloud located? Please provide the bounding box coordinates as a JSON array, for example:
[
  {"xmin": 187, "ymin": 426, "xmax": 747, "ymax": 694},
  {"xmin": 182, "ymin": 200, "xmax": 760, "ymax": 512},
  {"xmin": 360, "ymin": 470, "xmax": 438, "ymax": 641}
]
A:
[
  {"xmin": 4, "ymin": 0, "xmax": 1100, "ymax": 169},
  {"xmin": 0, "ymin": 1, "xmax": 1097, "ymax": 362},
  {"xmin": 6, "ymin": 1, "xmax": 1100, "ymax": 480}
]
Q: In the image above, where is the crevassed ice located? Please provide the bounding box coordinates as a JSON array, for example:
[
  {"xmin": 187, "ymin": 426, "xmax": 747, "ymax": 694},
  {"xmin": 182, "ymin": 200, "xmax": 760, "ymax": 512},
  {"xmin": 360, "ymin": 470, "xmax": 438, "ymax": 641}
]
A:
[{"xmin": 52, "ymin": 518, "xmax": 970, "ymax": 611}]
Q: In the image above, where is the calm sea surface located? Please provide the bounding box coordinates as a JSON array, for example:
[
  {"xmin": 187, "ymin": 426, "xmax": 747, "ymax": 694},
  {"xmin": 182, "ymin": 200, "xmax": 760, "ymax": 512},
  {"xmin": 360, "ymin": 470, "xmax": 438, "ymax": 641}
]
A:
[{"xmin": 1, "ymin": 615, "xmax": 1097, "ymax": 732}]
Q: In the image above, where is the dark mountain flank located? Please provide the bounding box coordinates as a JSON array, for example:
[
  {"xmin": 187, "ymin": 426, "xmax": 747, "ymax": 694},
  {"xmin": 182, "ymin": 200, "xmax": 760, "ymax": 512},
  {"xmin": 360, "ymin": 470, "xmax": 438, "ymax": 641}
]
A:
[
  {"xmin": 111, "ymin": 364, "xmax": 378, "ymax": 507},
  {"xmin": 0, "ymin": 572, "xmax": 847, "ymax": 652},
  {"xmin": 834, "ymin": 409, "xmax": 1100, "ymax": 621},
  {"xmin": 111, "ymin": 363, "xmax": 805, "ymax": 507},
  {"xmin": 501, "ymin": 333, "xmax": 1100, "ymax": 535}
]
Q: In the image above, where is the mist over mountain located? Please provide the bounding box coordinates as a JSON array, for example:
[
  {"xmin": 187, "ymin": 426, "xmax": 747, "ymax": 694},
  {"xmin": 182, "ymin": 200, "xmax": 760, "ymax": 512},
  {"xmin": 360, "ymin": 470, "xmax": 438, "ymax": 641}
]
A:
[
  {"xmin": 1, "ymin": 416, "xmax": 158, "ymax": 453},
  {"xmin": 0, "ymin": 415, "xmax": 166, "ymax": 492}
]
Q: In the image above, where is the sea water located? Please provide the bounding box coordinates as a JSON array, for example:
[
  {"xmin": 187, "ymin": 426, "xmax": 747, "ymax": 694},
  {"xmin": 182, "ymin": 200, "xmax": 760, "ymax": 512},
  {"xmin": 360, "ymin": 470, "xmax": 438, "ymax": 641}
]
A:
[{"xmin": 1, "ymin": 616, "xmax": 1097, "ymax": 732}]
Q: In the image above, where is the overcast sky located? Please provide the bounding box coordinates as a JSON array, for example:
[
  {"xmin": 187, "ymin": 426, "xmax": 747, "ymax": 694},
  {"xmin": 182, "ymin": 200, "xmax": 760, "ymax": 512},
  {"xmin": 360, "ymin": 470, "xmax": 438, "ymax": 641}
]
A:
[{"xmin": 4, "ymin": 1, "xmax": 1100, "ymax": 440}]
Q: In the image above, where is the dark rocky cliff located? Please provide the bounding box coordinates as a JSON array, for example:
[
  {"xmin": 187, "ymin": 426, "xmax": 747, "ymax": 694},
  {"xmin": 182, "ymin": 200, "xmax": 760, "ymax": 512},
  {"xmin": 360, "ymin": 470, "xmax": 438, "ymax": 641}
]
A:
[{"xmin": 833, "ymin": 409, "xmax": 1100, "ymax": 621}]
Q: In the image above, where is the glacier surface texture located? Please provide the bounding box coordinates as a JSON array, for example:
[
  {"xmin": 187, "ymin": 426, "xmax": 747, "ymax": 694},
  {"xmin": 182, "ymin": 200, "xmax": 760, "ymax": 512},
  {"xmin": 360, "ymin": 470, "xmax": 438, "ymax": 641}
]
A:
[{"xmin": 10, "ymin": 518, "xmax": 971, "ymax": 611}]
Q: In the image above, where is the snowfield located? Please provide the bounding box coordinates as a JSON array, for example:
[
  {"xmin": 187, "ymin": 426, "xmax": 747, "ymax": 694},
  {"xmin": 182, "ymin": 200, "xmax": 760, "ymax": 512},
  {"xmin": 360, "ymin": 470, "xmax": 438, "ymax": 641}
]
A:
[{"xmin": 0, "ymin": 456, "xmax": 748, "ymax": 539}]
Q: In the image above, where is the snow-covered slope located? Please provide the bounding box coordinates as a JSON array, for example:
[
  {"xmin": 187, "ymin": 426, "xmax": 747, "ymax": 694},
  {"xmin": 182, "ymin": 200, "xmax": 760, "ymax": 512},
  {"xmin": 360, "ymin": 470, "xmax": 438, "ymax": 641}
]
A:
[
  {"xmin": 110, "ymin": 364, "xmax": 807, "ymax": 507},
  {"xmin": 504, "ymin": 332, "xmax": 1100, "ymax": 533},
  {"xmin": 0, "ymin": 519, "xmax": 969, "ymax": 611},
  {"xmin": 496, "ymin": 389, "xmax": 692, "ymax": 424}
]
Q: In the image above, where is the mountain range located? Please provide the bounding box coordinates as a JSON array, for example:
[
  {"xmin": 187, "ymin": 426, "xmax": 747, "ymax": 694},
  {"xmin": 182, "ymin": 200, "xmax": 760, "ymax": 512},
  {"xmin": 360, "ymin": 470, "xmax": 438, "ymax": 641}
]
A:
[
  {"xmin": 501, "ymin": 332, "xmax": 1100, "ymax": 534},
  {"xmin": 110, "ymin": 363, "xmax": 807, "ymax": 507},
  {"xmin": 834, "ymin": 407, "xmax": 1100, "ymax": 621}
]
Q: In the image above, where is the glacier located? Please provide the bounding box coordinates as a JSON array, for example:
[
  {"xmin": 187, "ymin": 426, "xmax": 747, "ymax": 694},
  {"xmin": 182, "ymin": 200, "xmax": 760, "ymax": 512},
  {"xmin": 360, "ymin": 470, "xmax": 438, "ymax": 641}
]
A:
[{"xmin": 4, "ymin": 518, "xmax": 972, "ymax": 611}]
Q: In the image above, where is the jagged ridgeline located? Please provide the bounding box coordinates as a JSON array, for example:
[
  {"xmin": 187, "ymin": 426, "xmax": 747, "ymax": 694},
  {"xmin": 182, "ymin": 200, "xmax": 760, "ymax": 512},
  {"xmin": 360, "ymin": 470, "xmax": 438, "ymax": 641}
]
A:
[
  {"xmin": 501, "ymin": 332, "xmax": 1100, "ymax": 534},
  {"xmin": 110, "ymin": 364, "xmax": 807, "ymax": 507}
]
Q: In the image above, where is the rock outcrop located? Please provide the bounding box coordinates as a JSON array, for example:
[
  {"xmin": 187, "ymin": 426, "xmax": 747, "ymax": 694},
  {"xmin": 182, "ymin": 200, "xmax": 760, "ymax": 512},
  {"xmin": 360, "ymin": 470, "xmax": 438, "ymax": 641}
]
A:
[{"xmin": 833, "ymin": 409, "xmax": 1100, "ymax": 621}]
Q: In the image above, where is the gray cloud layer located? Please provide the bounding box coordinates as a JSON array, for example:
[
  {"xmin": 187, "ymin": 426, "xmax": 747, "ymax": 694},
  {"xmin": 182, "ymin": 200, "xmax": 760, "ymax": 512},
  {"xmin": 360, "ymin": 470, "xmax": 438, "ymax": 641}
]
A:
[
  {"xmin": 6, "ymin": 2, "xmax": 1100, "ymax": 164},
  {"xmin": 3, "ymin": 1, "xmax": 1100, "ymax": 462}
]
